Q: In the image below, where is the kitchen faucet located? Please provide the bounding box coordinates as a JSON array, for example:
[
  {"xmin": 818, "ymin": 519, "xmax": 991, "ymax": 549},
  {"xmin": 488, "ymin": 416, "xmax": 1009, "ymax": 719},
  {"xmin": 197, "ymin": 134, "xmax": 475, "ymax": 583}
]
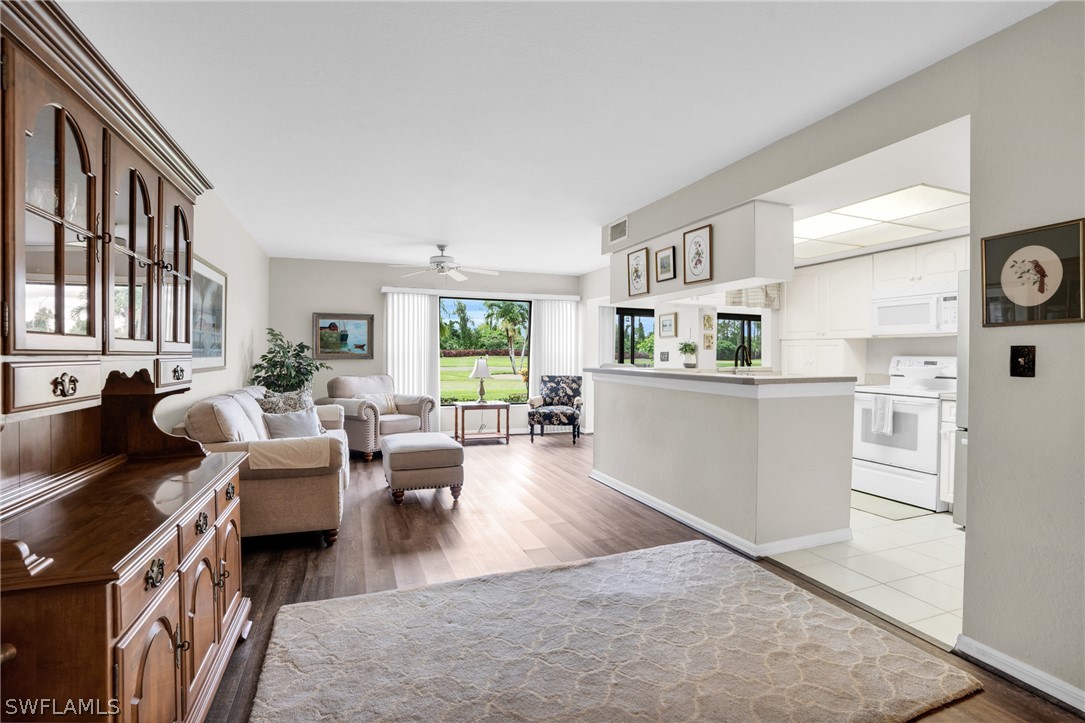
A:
[{"xmin": 733, "ymin": 343, "xmax": 752, "ymax": 372}]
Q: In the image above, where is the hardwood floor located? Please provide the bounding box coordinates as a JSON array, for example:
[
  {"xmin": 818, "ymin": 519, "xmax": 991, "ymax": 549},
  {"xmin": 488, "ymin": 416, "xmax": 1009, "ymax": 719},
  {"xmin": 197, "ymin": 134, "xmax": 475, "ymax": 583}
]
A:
[{"xmin": 207, "ymin": 434, "xmax": 1078, "ymax": 722}]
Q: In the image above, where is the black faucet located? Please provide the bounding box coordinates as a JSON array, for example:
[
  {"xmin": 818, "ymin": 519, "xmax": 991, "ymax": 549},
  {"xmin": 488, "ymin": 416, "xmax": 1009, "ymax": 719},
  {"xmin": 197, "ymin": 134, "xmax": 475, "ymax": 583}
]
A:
[{"xmin": 734, "ymin": 343, "xmax": 752, "ymax": 370}]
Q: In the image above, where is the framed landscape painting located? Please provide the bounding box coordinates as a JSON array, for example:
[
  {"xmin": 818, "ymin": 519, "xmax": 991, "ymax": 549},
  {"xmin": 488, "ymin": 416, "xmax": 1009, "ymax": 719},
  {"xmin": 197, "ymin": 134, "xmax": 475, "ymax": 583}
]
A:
[
  {"xmin": 658, "ymin": 312, "xmax": 677, "ymax": 338},
  {"xmin": 982, "ymin": 218, "xmax": 1083, "ymax": 327},
  {"xmin": 192, "ymin": 257, "xmax": 226, "ymax": 371},
  {"xmin": 314, "ymin": 313, "xmax": 375, "ymax": 359}
]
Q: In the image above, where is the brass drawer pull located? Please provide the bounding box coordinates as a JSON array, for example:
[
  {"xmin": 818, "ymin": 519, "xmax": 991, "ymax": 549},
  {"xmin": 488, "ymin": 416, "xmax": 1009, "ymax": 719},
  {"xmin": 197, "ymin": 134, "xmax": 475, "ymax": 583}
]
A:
[
  {"xmin": 172, "ymin": 365, "xmax": 185, "ymax": 381},
  {"xmin": 194, "ymin": 511, "xmax": 209, "ymax": 535},
  {"xmin": 51, "ymin": 373, "xmax": 79, "ymax": 398},
  {"xmin": 143, "ymin": 558, "xmax": 165, "ymax": 590},
  {"xmin": 225, "ymin": 482, "xmax": 236, "ymax": 501}
]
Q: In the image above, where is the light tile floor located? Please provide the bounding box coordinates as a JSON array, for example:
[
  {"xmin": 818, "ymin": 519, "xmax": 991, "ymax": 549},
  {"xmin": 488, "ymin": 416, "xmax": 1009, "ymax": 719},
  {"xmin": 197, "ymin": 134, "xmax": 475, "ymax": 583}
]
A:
[{"xmin": 771, "ymin": 508, "xmax": 965, "ymax": 649}]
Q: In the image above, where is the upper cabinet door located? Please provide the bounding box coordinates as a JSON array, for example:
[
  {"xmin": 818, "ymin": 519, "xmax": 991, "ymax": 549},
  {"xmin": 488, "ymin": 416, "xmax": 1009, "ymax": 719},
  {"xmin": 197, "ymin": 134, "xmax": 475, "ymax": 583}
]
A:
[
  {"xmin": 5, "ymin": 42, "xmax": 105, "ymax": 353},
  {"xmin": 158, "ymin": 180, "xmax": 194, "ymax": 354},
  {"xmin": 105, "ymin": 133, "xmax": 159, "ymax": 353}
]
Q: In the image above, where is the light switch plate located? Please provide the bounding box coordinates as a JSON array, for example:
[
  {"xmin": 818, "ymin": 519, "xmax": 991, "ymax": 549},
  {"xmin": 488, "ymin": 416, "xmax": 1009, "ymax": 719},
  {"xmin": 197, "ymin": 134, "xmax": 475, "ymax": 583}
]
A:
[
  {"xmin": 660, "ymin": 351, "xmax": 669, "ymax": 362},
  {"xmin": 1010, "ymin": 345, "xmax": 1035, "ymax": 377}
]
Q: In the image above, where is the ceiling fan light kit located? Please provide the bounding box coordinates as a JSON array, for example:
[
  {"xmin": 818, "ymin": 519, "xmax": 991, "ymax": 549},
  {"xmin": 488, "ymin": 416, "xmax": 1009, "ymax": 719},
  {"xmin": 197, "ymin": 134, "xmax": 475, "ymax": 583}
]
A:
[{"xmin": 392, "ymin": 244, "xmax": 500, "ymax": 282}]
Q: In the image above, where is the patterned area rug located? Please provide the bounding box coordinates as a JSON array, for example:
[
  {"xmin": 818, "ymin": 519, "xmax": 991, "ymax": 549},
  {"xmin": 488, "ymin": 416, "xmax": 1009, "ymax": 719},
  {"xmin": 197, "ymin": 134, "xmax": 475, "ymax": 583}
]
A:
[{"xmin": 251, "ymin": 541, "xmax": 979, "ymax": 722}]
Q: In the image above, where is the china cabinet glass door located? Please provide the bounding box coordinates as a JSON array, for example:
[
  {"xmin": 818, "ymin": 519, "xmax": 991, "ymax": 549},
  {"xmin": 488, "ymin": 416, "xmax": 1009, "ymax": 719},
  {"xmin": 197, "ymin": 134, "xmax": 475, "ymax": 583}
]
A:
[{"xmin": 159, "ymin": 180, "xmax": 194, "ymax": 354}]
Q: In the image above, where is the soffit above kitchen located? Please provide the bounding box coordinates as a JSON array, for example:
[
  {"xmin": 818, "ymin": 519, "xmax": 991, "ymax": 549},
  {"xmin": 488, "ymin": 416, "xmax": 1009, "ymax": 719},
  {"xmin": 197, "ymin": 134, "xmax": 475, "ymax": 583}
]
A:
[{"xmin": 58, "ymin": 3, "xmax": 1037, "ymax": 276}]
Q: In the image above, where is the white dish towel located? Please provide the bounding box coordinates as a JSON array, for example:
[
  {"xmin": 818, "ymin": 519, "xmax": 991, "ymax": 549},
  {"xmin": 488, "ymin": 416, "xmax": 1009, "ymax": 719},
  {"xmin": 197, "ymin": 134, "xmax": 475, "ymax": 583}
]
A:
[{"xmin": 871, "ymin": 395, "xmax": 894, "ymax": 436}]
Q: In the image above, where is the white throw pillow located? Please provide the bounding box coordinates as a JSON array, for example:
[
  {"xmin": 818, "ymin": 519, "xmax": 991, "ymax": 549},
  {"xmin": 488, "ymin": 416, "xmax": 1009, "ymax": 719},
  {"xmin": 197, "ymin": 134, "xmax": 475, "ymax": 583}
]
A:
[
  {"xmin": 354, "ymin": 392, "xmax": 398, "ymax": 414},
  {"xmin": 263, "ymin": 407, "xmax": 322, "ymax": 439}
]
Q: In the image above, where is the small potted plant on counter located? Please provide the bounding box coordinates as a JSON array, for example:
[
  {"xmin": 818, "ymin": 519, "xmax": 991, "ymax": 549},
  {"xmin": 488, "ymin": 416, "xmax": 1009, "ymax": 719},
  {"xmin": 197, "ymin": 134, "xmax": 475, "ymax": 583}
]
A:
[{"xmin": 678, "ymin": 341, "xmax": 698, "ymax": 369}]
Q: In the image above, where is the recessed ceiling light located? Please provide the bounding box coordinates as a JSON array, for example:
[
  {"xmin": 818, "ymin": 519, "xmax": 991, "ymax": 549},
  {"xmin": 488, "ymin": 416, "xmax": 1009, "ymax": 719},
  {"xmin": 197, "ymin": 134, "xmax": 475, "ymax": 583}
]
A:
[
  {"xmin": 793, "ymin": 212, "xmax": 878, "ymax": 239},
  {"xmin": 893, "ymin": 203, "xmax": 970, "ymax": 231},
  {"xmin": 794, "ymin": 239, "xmax": 862, "ymax": 259},
  {"xmin": 820, "ymin": 222, "xmax": 933, "ymax": 247},
  {"xmin": 835, "ymin": 184, "xmax": 969, "ymax": 222}
]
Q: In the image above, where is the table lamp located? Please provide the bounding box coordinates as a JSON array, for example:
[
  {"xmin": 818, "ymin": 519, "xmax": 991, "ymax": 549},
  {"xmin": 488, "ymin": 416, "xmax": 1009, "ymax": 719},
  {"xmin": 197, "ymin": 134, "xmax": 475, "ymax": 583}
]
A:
[{"xmin": 468, "ymin": 358, "xmax": 492, "ymax": 402}]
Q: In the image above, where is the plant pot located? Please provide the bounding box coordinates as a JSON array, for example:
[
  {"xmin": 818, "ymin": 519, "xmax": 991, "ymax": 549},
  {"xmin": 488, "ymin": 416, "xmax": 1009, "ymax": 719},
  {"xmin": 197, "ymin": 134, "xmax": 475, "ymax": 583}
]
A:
[{"xmin": 683, "ymin": 355, "xmax": 696, "ymax": 368}]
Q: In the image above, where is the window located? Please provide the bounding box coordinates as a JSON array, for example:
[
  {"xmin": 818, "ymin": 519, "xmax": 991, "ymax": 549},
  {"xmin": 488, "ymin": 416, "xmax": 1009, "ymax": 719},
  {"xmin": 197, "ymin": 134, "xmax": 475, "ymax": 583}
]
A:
[
  {"xmin": 716, "ymin": 312, "xmax": 762, "ymax": 368},
  {"xmin": 439, "ymin": 297, "xmax": 531, "ymax": 404},
  {"xmin": 615, "ymin": 307, "xmax": 654, "ymax": 367}
]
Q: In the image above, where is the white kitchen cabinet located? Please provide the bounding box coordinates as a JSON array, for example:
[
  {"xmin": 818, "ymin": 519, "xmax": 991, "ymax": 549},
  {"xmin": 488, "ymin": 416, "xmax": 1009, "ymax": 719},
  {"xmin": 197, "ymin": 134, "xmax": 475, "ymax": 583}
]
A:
[
  {"xmin": 781, "ymin": 339, "xmax": 866, "ymax": 377},
  {"xmin": 781, "ymin": 255, "xmax": 872, "ymax": 339},
  {"xmin": 872, "ymin": 237, "xmax": 968, "ymax": 289}
]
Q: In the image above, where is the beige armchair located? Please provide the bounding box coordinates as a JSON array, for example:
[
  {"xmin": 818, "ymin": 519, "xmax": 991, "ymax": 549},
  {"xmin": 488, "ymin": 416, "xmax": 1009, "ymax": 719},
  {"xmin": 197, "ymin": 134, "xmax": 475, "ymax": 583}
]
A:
[{"xmin": 316, "ymin": 375, "xmax": 437, "ymax": 461}]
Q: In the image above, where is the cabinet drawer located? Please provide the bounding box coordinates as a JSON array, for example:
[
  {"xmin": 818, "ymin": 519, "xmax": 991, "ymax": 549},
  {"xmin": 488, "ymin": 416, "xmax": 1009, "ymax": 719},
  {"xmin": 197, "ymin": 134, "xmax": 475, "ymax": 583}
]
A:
[
  {"xmin": 3, "ymin": 360, "xmax": 102, "ymax": 413},
  {"xmin": 114, "ymin": 530, "xmax": 180, "ymax": 636},
  {"xmin": 216, "ymin": 473, "xmax": 240, "ymax": 517},
  {"xmin": 179, "ymin": 493, "xmax": 218, "ymax": 561},
  {"xmin": 156, "ymin": 358, "xmax": 193, "ymax": 388}
]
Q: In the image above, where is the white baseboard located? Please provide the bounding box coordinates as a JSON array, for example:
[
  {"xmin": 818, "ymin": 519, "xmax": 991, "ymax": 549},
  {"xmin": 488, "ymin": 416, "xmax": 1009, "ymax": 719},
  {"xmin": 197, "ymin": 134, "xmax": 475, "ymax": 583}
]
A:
[
  {"xmin": 956, "ymin": 635, "xmax": 1085, "ymax": 713},
  {"xmin": 589, "ymin": 470, "xmax": 851, "ymax": 559}
]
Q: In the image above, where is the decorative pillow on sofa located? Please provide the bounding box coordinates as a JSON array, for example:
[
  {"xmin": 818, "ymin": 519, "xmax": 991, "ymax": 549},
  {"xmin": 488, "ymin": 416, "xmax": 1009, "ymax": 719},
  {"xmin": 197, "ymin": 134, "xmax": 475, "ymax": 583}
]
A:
[
  {"xmin": 263, "ymin": 407, "xmax": 323, "ymax": 439},
  {"xmin": 353, "ymin": 392, "xmax": 398, "ymax": 414},
  {"xmin": 258, "ymin": 389, "xmax": 314, "ymax": 414}
]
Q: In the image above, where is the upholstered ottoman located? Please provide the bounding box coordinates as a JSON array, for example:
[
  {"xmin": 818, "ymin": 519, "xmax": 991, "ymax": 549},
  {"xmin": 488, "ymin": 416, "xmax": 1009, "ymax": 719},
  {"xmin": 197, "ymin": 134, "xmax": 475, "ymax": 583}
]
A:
[{"xmin": 381, "ymin": 433, "xmax": 465, "ymax": 505}]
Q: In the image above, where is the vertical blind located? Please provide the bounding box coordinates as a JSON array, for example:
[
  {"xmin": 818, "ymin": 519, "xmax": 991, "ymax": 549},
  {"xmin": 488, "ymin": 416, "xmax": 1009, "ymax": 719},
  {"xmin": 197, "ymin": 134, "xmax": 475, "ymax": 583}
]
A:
[
  {"xmin": 528, "ymin": 299, "xmax": 579, "ymax": 396},
  {"xmin": 384, "ymin": 291, "xmax": 440, "ymax": 420}
]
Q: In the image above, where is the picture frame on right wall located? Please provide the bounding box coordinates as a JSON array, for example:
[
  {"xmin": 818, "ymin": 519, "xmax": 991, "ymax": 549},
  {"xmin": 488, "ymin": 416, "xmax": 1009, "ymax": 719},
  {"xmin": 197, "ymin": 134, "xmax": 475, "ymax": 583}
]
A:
[
  {"xmin": 658, "ymin": 312, "xmax": 677, "ymax": 338},
  {"xmin": 981, "ymin": 218, "xmax": 1084, "ymax": 326},
  {"xmin": 683, "ymin": 224, "xmax": 713, "ymax": 284}
]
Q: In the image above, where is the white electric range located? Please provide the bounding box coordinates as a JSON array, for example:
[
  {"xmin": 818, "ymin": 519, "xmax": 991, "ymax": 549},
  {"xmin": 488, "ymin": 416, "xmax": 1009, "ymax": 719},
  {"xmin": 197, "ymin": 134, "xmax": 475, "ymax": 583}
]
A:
[{"xmin": 853, "ymin": 356, "xmax": 957, "ymax": 511}]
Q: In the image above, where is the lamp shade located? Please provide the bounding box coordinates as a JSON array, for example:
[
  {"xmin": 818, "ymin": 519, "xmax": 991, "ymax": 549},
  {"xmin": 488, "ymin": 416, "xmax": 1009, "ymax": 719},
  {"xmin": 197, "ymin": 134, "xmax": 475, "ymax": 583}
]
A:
[{"xmin": 468, "ymin": 358, "xmax": 492, "ymax": 380}]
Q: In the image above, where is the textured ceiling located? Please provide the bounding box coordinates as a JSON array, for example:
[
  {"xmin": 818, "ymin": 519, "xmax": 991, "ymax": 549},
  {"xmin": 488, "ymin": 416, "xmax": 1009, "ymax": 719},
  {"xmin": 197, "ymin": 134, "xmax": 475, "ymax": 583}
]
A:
[{"xmin": 60, "ymin": 2, "xmax": 1047, "ymax": 276}]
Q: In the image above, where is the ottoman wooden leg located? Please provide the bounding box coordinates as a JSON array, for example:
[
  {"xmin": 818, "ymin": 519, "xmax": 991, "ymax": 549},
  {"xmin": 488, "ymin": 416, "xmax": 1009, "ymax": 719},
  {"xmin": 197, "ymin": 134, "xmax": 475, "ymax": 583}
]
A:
[
  {"xmin": 450, "ymin": 484, "xmax": 462, "ymax": 500},
  {"xmin": 322, "ymin": 528, "xmax": 339, "ymax": 547},
  {"xmin": 391, "ymin": 489, "xmax": 405, "ymax": 505}
]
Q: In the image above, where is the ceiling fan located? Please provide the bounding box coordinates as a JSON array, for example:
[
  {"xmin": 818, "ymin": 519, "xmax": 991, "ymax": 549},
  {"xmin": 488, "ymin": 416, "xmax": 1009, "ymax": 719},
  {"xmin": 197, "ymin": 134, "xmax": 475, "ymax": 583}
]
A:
[{"xmin": 390, "ymin": 244, "xmax": 499, "ymax": 282}]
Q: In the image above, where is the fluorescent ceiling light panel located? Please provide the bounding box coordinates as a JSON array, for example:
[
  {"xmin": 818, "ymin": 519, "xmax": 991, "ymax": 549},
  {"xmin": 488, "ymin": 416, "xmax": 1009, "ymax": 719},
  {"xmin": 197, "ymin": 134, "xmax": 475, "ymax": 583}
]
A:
[
  {"xmin": 820, "ymin": 222, "xmax": 932, "ymax": 247},
  {"xmin": 835, "ymin": 184, "xmax": 969, "ymax": 222},
  {"xmin": 793, "ymin": 212, "xmax": 878, "ymax": 239},
  {"xmin": 794, "ymin": 239, "xmax": 861, "ymax": 259},
  {"xmin": 894, "ymin": 203, "xmax": 970, "ymax": 232}
]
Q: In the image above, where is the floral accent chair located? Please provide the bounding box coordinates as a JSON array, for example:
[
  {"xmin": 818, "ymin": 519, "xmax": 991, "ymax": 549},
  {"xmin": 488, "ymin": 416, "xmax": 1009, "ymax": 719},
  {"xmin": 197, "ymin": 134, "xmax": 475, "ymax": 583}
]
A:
[{"xmin": 528, "ymin": 375, "xmax": 583, "ymax": 444}]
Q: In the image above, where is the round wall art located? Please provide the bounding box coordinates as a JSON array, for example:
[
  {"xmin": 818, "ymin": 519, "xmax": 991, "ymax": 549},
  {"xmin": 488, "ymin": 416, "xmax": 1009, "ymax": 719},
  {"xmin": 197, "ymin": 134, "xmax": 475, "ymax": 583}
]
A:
[
  {"xmin": 1000, "ymin": 244, "xmax": 1063, "ymax": 307},
  {"xmin": 683, "ymin": 224, "xmax": 713, "ymax": 284}
]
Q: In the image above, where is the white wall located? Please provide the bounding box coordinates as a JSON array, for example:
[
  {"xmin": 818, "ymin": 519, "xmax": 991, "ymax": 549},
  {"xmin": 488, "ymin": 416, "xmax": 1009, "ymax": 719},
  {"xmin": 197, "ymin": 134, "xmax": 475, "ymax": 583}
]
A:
[
  {"xmin": 268, "ymin": 258, "xmax": 580, "ymax": 431},
  {"xmin": 577, "ymin": 266, "xmax": 610, "ymax": 433},
  {"xmin": 155, "ymin": 190, "xmax": 269, "ymax": 429},
  {"xmin": 606, "ymin": 2, "xmax": 1085, "ymax": 699}
]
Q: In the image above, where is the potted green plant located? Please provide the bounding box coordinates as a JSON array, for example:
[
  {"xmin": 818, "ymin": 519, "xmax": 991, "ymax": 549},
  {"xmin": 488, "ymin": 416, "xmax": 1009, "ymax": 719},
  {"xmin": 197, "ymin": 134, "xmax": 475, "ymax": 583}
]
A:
[
  {"xmin": 250, "ymin": 328, "xmax": 330, "ymax": 393},
  {"xmin": 678, "ymin": 341, "xmax": 698, "ymax": 369}
]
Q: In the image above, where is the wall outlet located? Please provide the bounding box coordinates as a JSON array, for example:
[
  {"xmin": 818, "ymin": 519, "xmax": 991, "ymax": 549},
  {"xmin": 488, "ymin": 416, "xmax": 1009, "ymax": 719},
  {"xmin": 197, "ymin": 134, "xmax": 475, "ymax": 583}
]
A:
[
  {"xmin": 1010, "ymin": 345, "xmax": 1035, "ymax": 377},
  {"xmin": 659, "ymin": 351, "xmax": 669, "ymax": 362}
]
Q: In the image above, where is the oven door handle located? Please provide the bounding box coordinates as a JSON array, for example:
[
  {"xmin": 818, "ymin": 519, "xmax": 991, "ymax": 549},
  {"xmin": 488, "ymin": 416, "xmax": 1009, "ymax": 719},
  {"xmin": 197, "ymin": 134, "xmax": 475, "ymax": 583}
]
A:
[{"xmin": 855, "ymin": 394, "xmax": 939, "ymax": 407}]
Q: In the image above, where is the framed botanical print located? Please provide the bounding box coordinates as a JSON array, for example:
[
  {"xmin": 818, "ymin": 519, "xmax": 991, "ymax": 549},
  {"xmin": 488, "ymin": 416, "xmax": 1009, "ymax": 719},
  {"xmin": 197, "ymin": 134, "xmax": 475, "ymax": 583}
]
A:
[
  {"xmin": 627, "ymin": 247, "xmax": 650, "ymax": 297},
  {"xmin": 655, "ymin": 246, "xmax": 676, "ymax": 282},
  {"xmin": 982, "ymin": 218, "xmax": 1083, "ymax": 326},
  {"xmin": 658, "ymin": 312, "xmax": 677, "ymax": 338},
  {"xmin": 683, "ymin": 224, "xmax": 713, "ymax": 284}
]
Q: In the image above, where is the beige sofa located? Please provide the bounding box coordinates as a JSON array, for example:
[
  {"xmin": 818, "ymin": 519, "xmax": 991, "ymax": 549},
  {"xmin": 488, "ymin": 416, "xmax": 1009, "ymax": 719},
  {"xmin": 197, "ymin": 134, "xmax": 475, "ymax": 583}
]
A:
[
  {"xmin": 177, "ymin": 386, "xmax": 350, "ymax": 547},
  {"xmin": 316, "ymin": 375, "xmax": 436, "ymax": 461}
]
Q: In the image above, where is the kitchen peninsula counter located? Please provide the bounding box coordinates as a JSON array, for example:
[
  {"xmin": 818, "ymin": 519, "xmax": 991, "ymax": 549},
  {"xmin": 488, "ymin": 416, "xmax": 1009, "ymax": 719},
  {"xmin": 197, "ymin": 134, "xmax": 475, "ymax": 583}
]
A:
[{"xmin": 586, "ymin": 366, "xmax": 856, "ymax": 557}]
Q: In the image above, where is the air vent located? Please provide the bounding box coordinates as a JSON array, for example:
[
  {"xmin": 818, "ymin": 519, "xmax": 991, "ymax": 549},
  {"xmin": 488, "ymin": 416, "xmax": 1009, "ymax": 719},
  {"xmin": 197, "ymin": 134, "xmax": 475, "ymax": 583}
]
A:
[{"xmin": 608, "ymin": 217, "xmax": 628, "ymax": 244}]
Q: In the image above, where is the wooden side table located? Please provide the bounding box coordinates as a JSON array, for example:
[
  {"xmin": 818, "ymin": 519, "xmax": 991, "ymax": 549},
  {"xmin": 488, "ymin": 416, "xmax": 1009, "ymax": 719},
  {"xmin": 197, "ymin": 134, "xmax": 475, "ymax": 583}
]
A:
[{"xmin": 454, "ymin": 401, "xmax": 511, "ymax": 445}]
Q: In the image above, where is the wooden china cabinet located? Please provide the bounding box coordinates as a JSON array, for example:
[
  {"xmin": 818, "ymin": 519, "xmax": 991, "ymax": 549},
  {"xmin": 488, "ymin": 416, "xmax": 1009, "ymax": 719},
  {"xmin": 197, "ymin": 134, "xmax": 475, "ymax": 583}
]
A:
[{"xmin": 1, "ymin": 3, "xmax": 250, "ymax": 721}]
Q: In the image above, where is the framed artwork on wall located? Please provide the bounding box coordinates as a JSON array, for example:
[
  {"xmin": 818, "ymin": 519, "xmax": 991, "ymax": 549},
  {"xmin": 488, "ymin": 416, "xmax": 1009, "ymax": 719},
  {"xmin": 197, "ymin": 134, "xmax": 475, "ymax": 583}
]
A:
[
  {"xmin": 981, "ymin": 218, "xmax": 1083, "ymax": 326},
  {"xmin": 658, "ymin": 312, "xmax": 677, "ymax": 338},
  {"xmin": 313, "ymin": 313, "xmax": 375, "ymax": 359},
  {"xmin": 683, "ymin": 224, "xmax": 713, "ymax": 284},
  {"xmin": 627, "ymin": 247, "xmax": 650, "ymax": 297},
  {"xmin": 655, "ymin": 246, "xmax": 676, "ymax": 282},
  {"xmin": 191, "ymin": 257, "xmax": 226, "ymax": 371}
]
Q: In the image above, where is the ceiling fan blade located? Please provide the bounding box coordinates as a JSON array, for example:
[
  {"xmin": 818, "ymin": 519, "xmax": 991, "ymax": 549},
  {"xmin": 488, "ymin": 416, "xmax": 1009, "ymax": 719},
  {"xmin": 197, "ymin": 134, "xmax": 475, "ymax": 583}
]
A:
[
  {"xmin": 460, "ymin": 267, "xmax": 499, "ymax": 276},
  {"xmin": 401, "ymin": 269, "xmax": 431, "ymax": 278},
  {"xmin": 447, "ymin": 268, "xmax": 468, "ymax": 282},
  {"xmin": 389, "ymin": 264, "xmax": 429, "ymax": 269}
]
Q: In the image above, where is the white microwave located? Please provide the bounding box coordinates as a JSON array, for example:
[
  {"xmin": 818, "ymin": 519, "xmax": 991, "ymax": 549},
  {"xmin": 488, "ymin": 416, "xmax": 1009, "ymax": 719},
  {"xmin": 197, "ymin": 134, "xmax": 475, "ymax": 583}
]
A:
[{"xmin": 871, "ymin": 284, "xmax": 959, "ymax": 336}]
